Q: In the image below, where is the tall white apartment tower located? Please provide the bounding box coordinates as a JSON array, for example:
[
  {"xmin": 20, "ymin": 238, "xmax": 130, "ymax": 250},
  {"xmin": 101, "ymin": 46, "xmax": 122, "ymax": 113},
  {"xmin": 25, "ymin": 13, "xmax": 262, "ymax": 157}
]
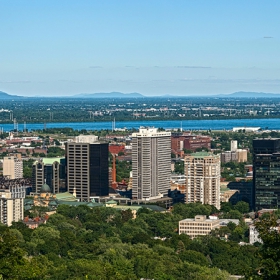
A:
[
  {"xmin": 3, "ymin": 156, "xmax": 23, "ymax": 179},
  {"xmin": 0, "ymin": 183, "xmax": 25, "ymax": 226},
  {"xmin": 231, "ymin": 140, "xmax": 238, "ymax": 152},
  {"xmin": 132, "ymin": 127, "xmax": 171, "ymax": 200},
  {"xmin": 185, "ymin": 152, "xmax": 220, "ymax": 209}
]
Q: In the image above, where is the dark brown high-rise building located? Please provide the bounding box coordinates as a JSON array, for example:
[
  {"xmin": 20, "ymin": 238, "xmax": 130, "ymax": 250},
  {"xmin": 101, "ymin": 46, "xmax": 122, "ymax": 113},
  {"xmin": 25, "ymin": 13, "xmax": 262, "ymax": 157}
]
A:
[{"xmin": 66, "ymin": 137, "xmax": 109, "ymax": 201}]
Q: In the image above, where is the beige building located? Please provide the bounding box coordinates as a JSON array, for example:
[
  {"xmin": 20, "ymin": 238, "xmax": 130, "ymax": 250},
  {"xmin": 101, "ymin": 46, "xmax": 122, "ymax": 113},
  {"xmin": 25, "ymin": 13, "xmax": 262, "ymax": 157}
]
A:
[
  {"xmin": 132, "ymin": 127, "xmax": 171, "ymax": 200},
  {"xmin": 184, "ymin": 152, "xmax": 220, "ymax": 209},
  {"xmin": 0, "ymin": 183, "xmax": 25, "ymax": 226},
  {"xmin": 179, "ymin": 215, "xmax": 220, "ymax": 238},
  {"xmin": 236, "ymin": 149, "xmax": 247, "ymax": 162},
  {"xmin": 3, "ymin": 156, "xmax": 23, "ymax": 179}
]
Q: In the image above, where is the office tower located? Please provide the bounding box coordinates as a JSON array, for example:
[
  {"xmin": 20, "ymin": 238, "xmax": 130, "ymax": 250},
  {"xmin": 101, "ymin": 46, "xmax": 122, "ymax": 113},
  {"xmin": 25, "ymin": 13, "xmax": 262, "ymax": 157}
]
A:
[
  {"xmin": 227, "ymin": 181, "xmax": 253, "ymax": 209},
  {"xmin": 253, "ymin": 138, "xmax": 280, "ymax": 210},
  {"xmin": 132, "ymin": 127, "xmax": 171, "ymax": 200},
  {"xmin": 3, "ymin": 156, "xmax": 23, "ymax": 179},
  {"xmin": 231, "ymin": 140, "xmax": 238, "ymax": 152},
  {"xmin": 185, "ymin": 152, "xmax": 220, "ymax": 209},
  {"xmin": 66, "ymin": 136, "xmax": 109, "ymax": 201},
  {"xmin": 0, "ymin": 181, "xmax": 25, "ymax": 226},
  {"xmin": 32, "ymin": 158, "xmax": 65, "ymax": 194}
]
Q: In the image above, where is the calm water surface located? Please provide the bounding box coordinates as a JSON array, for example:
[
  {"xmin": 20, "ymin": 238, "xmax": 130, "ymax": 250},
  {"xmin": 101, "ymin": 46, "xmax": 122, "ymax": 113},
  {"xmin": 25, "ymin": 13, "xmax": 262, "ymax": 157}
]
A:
[{"xmin": 1, "ymin": 118, "xmax": 280, "ymax": 132}]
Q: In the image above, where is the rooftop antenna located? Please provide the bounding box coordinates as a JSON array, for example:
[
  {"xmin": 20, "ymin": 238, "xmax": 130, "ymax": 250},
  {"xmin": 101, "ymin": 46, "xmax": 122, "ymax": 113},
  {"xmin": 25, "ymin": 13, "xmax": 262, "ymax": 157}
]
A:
[{"xmin": 24, "ymin": 121, "xmax": 26, "ymax": 133}]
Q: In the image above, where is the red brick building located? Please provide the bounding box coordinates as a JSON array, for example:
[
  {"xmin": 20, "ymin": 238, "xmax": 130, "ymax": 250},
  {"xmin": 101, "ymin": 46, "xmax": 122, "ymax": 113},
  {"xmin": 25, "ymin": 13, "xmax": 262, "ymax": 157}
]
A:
[
  {"xmin": 171, "ymin": 134, "xmax": 211, "ymax": 152},
  {"xmin": 109, "ymin": 144, "xmax": 125, "ymax": 155}
]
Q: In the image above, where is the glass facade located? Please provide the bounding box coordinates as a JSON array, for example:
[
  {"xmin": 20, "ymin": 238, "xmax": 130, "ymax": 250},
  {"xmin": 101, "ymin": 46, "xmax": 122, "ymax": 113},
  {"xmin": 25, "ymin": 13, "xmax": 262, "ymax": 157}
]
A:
[{"xmin": 253, "ymin": 139, "xmax": 280, "ymax": 210}]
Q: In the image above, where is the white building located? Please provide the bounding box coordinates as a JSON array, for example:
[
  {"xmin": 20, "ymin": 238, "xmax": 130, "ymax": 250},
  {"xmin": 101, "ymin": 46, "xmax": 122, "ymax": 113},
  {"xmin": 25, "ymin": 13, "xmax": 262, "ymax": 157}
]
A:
[
  {"xmin": 3, "ymin": 156, "xmax": 23, "ymax": 179},
  {"xmin": 74, "ymin": 135, "xmax": 99, "ymax": 144},
  {"xmin": 0, "ymin": 184, "xmax": 25, "ymax": 226},
  {"xmin": 185, "ymin": 152, "xmax": 220, "ymax": 209},
  {"xmin": 132, "ymin": 127, "xmax": 171, "ymax": 200},
  {"xmin": 231, "ymin": 140, "xmax": 238, "ymax": 152},
  {"xmin": 179, "ymin": 215, "xmax": 220, "ymax": 238},
  {"xmin": 171, "ymin": 174, "xmax": 186, "ymax": 185},
  {"xmin": 249, "ymin": 225, "xmax": 262, "ymax": 244},
  {"xmin": 232, "ymin": 127, "xmax": 260, "ymax": 132}
]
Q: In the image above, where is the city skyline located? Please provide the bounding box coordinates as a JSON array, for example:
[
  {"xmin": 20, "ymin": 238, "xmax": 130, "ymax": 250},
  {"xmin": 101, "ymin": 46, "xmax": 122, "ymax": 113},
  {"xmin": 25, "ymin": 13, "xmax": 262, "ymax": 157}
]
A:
[{"xmin": 1, "ymin": 1, "xmax": 280, "ymax": 96}]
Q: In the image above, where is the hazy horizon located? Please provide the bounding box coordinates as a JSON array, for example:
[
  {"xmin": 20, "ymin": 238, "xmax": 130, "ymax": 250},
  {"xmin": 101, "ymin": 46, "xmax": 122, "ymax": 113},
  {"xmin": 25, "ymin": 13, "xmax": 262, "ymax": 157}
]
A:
[{"xmin": 1, "ymin": 1, "xmax": 280, "ymax": 97}]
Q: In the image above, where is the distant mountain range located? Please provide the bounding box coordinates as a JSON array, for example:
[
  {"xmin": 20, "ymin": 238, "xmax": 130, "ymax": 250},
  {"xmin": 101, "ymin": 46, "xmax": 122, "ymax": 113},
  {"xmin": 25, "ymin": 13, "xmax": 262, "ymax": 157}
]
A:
[
  {"xmin": 0, "ymin": 91, "xmax": 21, "ymax": 99},
  {"xmin": 74, "ymin": 91, "xmax": 280, "ymax": 98},
  {"xmin": 217, "ymin": 91, "xmax": 280, "ymax": 98},
  {"xmin": 1, "ymin": 90, "xmax": 280, "ymax": 99},
  {"xmin": 74, "ymin": 92, "xmax": 144, "ymax": 98}
]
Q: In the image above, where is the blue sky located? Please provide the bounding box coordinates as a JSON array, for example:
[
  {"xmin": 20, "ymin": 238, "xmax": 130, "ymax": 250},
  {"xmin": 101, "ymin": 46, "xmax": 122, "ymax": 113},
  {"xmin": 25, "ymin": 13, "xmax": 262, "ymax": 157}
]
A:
[{"xmin": 0, "ymin": 0, "xmax": 280, "ymax": 96}]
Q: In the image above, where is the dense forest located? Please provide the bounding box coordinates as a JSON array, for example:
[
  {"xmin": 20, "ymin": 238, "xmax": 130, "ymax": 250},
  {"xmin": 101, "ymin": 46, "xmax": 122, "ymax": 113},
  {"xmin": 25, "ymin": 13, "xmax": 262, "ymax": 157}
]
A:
[{"xmin": 0, "ymin": 202, "xmax": 268, "ymax": 279}]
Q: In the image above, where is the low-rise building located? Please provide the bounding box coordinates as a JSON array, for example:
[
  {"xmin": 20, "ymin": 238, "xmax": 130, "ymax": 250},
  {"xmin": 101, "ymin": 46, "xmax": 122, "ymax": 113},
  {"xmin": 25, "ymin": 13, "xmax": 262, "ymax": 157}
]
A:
[
  {"xmin": 171, "ymin": 134, "xmax": 211, "ymax": 153},
  {"xmin": 220, "ymin": 151, "xmax": 237, "ymax": 163},
  {"xmin": 179, "ymin": 215, "xmax": 220, "ymax": 238},
  {"xmin": 249, "ymin": 225, "xmax": 262, "ymax": 244},
  {"xmin": 236, "ymin": 149, "xmax": 247, "ymax": 162}
]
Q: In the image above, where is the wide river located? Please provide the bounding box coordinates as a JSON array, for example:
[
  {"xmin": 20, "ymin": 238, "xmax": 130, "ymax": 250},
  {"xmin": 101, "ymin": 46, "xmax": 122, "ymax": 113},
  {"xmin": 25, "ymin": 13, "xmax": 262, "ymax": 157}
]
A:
[{"xmin": 1, "ymin": 118, "xmax": 280, "ymax": 132}]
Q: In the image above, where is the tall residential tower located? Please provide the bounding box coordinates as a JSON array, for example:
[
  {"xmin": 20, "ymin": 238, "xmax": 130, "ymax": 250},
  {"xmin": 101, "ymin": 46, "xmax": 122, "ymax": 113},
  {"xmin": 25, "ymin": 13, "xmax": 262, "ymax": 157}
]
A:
[
  {"xmin": 132, "ymin": 127, "xmax": 171, "ymax": 200},
  {"xmin": 184, "ymin": 152, "xmax": 220, "ymax": 209}
]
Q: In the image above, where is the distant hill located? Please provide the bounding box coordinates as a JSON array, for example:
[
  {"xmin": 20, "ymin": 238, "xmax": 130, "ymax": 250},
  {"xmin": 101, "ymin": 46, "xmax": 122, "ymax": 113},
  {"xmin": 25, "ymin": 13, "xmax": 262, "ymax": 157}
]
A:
[
  {"xmin": 74, "ymin": 92, "xmax": 144, "ymax": 98},
  {"xmin": 221, "ymin": 91, "xmax": 280, "ymax": 98},
  {"xmin": 0, "ymin": 91, "xmax": 21, "ymax": 99}
]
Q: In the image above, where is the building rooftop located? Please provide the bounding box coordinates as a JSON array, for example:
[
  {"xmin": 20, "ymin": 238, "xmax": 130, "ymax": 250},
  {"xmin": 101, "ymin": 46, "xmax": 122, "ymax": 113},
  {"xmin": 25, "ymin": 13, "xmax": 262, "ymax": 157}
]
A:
[
  {"xmin": 190, "ymin": 152, "xmax": 212, "ymax": 158},
  {"xmin": 55, "ymin": 192, "xmax": 77, "ymax": 201},
  {"xmin": 34, "ymin": 157, "xmax": 64, "ymax": 165}
]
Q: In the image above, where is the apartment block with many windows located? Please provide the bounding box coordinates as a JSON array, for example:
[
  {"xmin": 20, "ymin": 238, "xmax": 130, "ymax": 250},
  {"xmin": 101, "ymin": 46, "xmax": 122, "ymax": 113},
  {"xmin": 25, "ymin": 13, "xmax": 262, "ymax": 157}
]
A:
[
  {"xmin": 132, "ymin": 127, "xmax": 171, "ymax": 200},
  {"xmin": 185, "ymin": 152, "xmax": 220, "ymax": 209}
]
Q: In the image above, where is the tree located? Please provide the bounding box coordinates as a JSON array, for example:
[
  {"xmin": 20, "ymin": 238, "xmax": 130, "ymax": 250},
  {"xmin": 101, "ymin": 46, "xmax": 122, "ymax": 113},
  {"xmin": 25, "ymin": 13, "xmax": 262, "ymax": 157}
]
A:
[
  {"xmin": 224, "ymin": 210, "xmax": 242, "ymax": 220},
  {"xmin": 234, "ymin": 201, "xmax": 250, "ymax": 214},
  {"xmin": 220, "ymin": 202, "xmax": 234, "ymax": 213},
  {"xmin": 179, "ymin": 250, "xmax": 210, "ymax": 267},
  {"xmin": 252, "ymin": 215, "xmax": 280, "ymax": 279}
]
